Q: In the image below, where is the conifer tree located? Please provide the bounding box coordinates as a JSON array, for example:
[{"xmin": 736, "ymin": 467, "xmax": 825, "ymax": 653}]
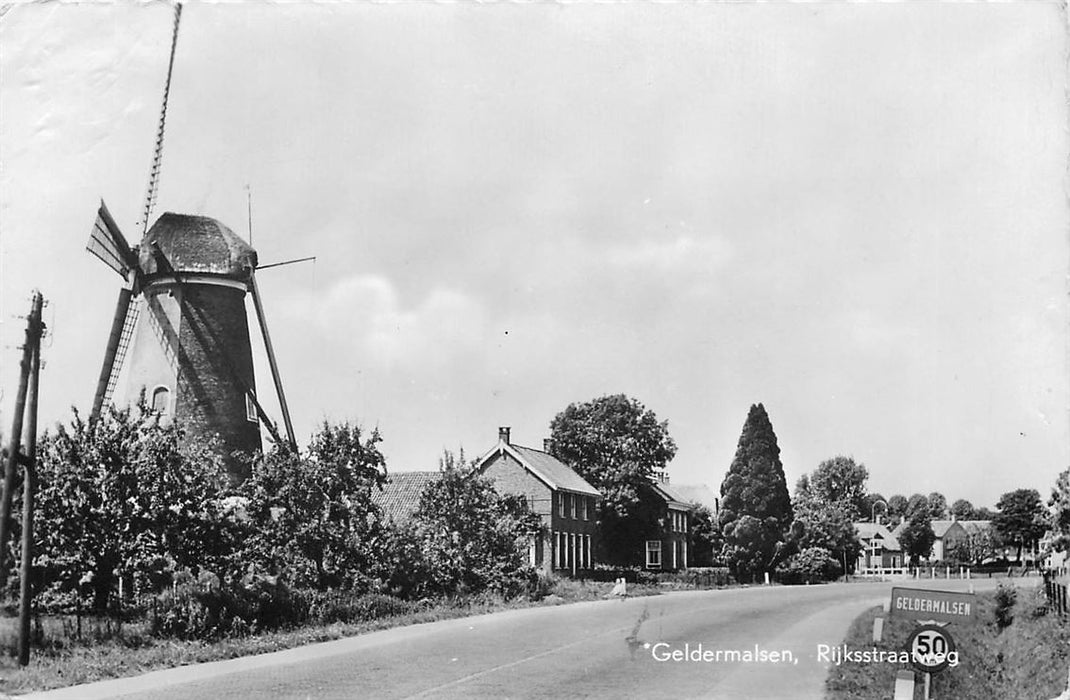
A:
[{"xmin": 718, "ymin": 403, "xmax": 794, "ymax": 580}]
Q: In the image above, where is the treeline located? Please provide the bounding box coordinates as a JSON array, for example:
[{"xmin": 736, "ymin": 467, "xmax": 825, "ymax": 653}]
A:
[{"xmin": 702, "ymin": 403, "xmax": 1070, "ymax": 583}]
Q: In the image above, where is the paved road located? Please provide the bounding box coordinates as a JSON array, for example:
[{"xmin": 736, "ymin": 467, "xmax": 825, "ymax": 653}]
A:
[{"xmin": 22, "ymin": 577, "xmax": 1025, "ymax": 700}]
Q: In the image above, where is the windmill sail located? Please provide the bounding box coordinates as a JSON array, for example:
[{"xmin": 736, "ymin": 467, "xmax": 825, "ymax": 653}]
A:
[
  {"xmin": 86, "ymin": 201, "xmax": 137, "ymax": 279},
  {"xmin": 90, "ymin": 288, "xmax": 139, "ymax": 420},
  {"xmin": 249, "ymin": 274, "xmax": 296, "ymax": 449}
]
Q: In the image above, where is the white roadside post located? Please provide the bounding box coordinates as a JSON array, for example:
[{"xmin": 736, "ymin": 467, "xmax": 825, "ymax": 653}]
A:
[
  {"xmin": 872, "ymin": 616, "xmax": 884, "ymax": 643},
  {"xmin": 893, "ymin": 670, "xmax": 915, "ymax": 699}
]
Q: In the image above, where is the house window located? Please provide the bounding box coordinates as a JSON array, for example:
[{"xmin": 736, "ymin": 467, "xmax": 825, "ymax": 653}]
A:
[
  {"xmin": 646, "ymin": 540, "xmax": 662, "ymax": 569},
  {"xmin": 569, "ymin": 494, "xmax": 575, "ymax": 519},
  {"xmin": 582, "ymin": 497, "xmax": 589, "ymax": 521},
  {"xmin": 151, "ymin": 386, "xmax": 170, "ymax": 416},
  {"xmin": 245, "ymin": 393, "xmax": 258, "ymax": 423},
  {"xmin": 558, "ymin": 532, "xmax": 567, "ymax": 569},
  {"xmin": 558, "ymin": 493, "xmax": 565, "ymax": 518}
]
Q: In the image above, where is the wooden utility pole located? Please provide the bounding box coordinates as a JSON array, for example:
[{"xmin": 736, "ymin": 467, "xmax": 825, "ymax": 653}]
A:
[
  {"xmin": 0, "ymin": 292, "xmax": 44, "ymax": 585},
  {"xmin": 0, "ymin": 292, "xmax": 45, "ymax": 666},
  {"xmin": 18, "ymin": 315, "xmax": 41, "ymax": 666}
]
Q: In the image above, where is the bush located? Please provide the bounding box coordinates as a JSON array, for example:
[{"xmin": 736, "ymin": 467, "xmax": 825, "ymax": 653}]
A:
[
  {"xmin": 994, "ymin": 582, "xmax": 1017, "ymax": 630},
  {"xmin": 306, "ymin": 591, "xmax": 414, "ymax": 625},
  {"xmin": 152, "ymin": 575, "xmax": 309, "ymax": 640},
  {"xmin": 526, "ymin": 572, "xmax": 559, "ymax": 601},
  {"xmin": 776, "ymin": 547, "xmax": 842, "ymax": 584}
]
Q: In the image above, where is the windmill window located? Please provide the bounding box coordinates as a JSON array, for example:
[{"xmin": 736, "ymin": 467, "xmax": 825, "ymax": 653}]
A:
[
  {"xmin": 245, "ymin": 394, "xmax": 258, "ymax": 423},
  {"xmin": 151, "ymin": 386, "xmax": 170, "ymax": 416}
]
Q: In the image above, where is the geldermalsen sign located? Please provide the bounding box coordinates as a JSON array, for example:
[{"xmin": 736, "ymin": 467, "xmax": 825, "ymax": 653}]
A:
[{"xmin": 890, "ymin": 587, "xmax": 977, "ymax": 625}]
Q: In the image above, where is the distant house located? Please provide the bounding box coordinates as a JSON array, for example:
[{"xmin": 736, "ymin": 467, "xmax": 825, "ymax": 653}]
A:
[
  {"xmin": 646, "ymin": 476, "xmax": 696, "ymax": 571},
  {"xmin": 373, "ymin": 471, "xmax": 440, "ymax": 523},
  {"xmin": 890, "ymin": 516, "xmax": 992, "ymax": 563},
  {"xmin": 854, "ymin": 522, "xmax": 903, "ymax": 570},
  {"xmin": 474, "ymin": 427, "xmax": 601, "ymax": 576}
]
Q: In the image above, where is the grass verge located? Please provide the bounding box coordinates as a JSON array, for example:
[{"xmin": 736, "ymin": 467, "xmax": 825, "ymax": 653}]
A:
[
  {"xmin": 825, "ymin": 585, "xmax": 1070, "ymax": 700},
  {"xmin": 0, "ymin": 579, "xmax": 661, "ymax": 696}
]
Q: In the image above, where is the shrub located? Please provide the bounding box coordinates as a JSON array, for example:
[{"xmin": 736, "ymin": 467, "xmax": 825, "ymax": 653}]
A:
[
  {"xmin": 307, "ymin": 591, "xmax": 414, "ymax": 624},
  {"xmin": 994, "ymin": 582, "xmax": 1017, "ymax": 630},
  {"xmin": 152, "ymin": 575, "xmax": 309, "ymax": 640},
  {"xmin": 776, "ymin": 547, "xmax": 842, "ymax": 584},
  {"xmin": 526, "ymin": 572, "xmax": 559, "ymax": 601}
]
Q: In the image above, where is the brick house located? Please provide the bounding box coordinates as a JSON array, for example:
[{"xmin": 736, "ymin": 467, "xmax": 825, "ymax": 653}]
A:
[
  {"xmin": 645, "ymin": 476, "xmax": 695, "ymax": 571},
  {"xmin": 473, "ymin": 427, "xmax": 601, "ymax": 576}
]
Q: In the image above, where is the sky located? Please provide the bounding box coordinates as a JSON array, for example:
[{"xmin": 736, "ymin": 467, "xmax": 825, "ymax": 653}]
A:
[{"xmin": 1, "ymin": 1, "xmax": 1067, "ymax": 510}]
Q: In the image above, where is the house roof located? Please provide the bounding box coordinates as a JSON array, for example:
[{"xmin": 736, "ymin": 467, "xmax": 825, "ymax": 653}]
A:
[
  {"xmin": 890, "ymin": 518, "xmax": 989, "ymax": 540},
  {"xmin": 508, "ymin": 444, "xmax": 602, "ymax": 497},
  {"xmin": 650, "ymin": 480, "xmax": 696, "ymax": 510},
  {"xmin": 474, "ymin": 439, "xmax": 601, "ymax": 498},
  {"xmin": 957, "ymin": 520, "xmax": 992, "ymax": 534},
  {"xmin": 854, "ymin": 522, "xmax": 902, "ymax": 551},
  {"xmin": 671, "ymin": 483, "xmax": 720, "ymax": 512},
  {"xmin": 930, "ymin": 520, "xmax": 967, "ymax": 538},
  {"xmin": 373, "ymin": 471, "xmax": 440, "ymax": 522}
]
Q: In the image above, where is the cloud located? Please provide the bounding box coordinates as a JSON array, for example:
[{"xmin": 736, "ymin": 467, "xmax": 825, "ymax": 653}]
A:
[{"xmin": 314, "ymin": 275, "xmax": 488, "ymax": 371}]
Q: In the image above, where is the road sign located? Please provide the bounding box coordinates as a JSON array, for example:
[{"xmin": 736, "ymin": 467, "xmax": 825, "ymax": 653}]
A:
[
  {"xmin": 906, "ymin": 624, "xmax": 957, "ymax": 673},
  {"xmin": 890, "ymin": 587, "xmax": 976, "ymax": 624}
]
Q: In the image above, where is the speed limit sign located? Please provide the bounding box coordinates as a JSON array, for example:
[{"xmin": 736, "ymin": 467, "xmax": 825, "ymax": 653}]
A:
[{"xmin": 906, "ymin": 624, "xmax": 956, "ymax": 673}]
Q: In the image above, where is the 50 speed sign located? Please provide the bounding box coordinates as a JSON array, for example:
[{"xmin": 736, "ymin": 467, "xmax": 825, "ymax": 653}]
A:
[{"xmin": 905, "ymin": 624, "xmax": 957, "ymax": 673}]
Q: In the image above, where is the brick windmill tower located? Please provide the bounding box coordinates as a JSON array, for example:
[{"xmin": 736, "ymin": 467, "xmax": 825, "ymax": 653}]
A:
[{"xmin": 85, "ymin": 4, "xmax": 296, "ymax": 480}]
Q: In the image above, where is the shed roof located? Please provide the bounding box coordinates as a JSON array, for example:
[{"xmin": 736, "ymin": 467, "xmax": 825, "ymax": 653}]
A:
[{"xmin": 373, "ymin": 471, "xmax": 440, "ymax": 522}]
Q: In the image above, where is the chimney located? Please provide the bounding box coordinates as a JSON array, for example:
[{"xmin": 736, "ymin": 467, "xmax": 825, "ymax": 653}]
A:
[
  {"xmin": 498, "ymin": 426, "xmax": 511, "ymax": 445},
  {"xmin": 543, "ymin": 438, "xmax": 552, "ymax": 452}
]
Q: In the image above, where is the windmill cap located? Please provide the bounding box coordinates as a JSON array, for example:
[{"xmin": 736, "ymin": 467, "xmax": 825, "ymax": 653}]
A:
[{"xmin": 140, "ymin": 212, "xmax": 257, "ymax": 281}]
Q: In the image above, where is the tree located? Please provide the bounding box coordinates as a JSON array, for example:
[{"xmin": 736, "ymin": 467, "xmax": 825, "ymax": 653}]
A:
[
  {"xmin": 239, "ymin": 421, "xmax": 389, "ymax": 591},
  {"xmin": 35, "ymin": 403, "xmax": 236, "ymax": 611},
  {"xmin": 993, "ymin": 489, "xmax": 1047, "ymax": 563},
  {"xmin": 411, "ymin": 450, "xmax": 540, "ymax": 597},
  {"xmin": 1050, "ymin": 468, "xmax": 1070, "ymax": 537},
  {"xmin": 905, "ymin": 493, "xmax": 929, "ymax": 518},
  {"xmin": 928, "ymin": 492, "xmax": 948, "ymax": 520},
  {"xmin": 806, "ymin": 456, "xmax": 869, "ymax": 521},
  {"xmin": 950, "ymin": 499, "xmax": 975, "ymax": 520},
  {"xmin": 718, "ymin": 404, "xmax": 794, "ymax": 581},
  {"xmin": 794, "ymin": 462, "xmax": 864, "ymax": 574},
  {"xmin": 548, "ymin": 394, "xmax": 677, "ymax": 565},
  {"xmin": 688, "ymin": 505, "xmax": 722, "ymax": 567},
  {"xmin": 886, "ymin": 494, "xmax": 909, "ymax": 525},
  {"xmin": 898, "ymin": 508, "xmax": 936, "ymax": 566},
  {"xmin": 947, "ymin": 526, "xmax": 999, "ymax": 566}
]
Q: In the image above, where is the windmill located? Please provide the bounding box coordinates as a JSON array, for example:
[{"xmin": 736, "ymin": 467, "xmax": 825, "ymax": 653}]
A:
[{"xmin": 85, "ymin": 3, "xmax": 297, "ymax": 479}]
